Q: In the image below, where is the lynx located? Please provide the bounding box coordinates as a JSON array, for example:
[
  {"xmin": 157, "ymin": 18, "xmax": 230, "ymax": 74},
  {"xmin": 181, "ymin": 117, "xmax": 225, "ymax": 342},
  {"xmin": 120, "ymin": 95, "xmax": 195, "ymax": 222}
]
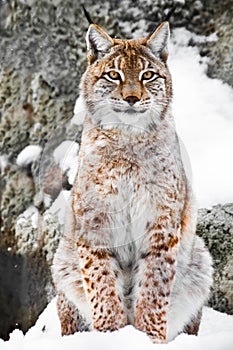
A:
[{"xmin": 52, "ymin": 22, "xmax": 213, "ymax": 343}]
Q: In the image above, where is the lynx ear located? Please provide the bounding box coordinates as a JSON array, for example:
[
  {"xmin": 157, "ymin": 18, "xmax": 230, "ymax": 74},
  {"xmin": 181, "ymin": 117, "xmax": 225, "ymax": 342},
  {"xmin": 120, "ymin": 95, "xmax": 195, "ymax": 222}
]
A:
[
  {"xmin": 86, "ymin": 24, "xmax": 114, "ymax": 64},
  {"xmin": 146, "ymin": 22, "xmax": 170, "ymax": 62}
]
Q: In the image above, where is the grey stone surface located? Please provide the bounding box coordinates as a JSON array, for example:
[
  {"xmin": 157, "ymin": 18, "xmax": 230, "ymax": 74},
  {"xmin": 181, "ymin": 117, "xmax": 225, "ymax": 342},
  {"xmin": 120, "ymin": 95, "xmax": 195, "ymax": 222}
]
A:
[{"xmin": 197, "ymin": 204, "xmax": 233, "ymax": 315}]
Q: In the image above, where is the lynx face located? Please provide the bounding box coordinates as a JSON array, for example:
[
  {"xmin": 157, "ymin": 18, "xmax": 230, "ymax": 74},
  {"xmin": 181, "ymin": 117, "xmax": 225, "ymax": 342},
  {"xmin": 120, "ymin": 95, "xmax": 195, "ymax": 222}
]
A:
[{"xmin": 81, "ymin": 22, "xmax": 172, "ymax": 129}]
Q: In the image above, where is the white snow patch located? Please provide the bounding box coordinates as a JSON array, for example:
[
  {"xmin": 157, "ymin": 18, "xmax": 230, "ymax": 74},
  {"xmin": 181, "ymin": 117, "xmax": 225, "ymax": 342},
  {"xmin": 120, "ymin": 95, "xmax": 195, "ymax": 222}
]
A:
[
  {"xmin": 16, "ymin": 145, "xmax": 42, "ymax": 167},
  {"xmin": 71, "ymin": 94, "xmax": 86, "ymax": 125},
  {"xmin": 2, "ymin": 301, "xmax": 233, "ymax": 350},
  {"xmin": 45, "ymin": 190, "xmax": 71, "ymax": 225},
  {"xmin": 16, "ymin": 205, "xmax": 39, "ymax": 229},
  {"xmin": 53, "ymin": 141, "xmax": 79, "ymax": 185},
  {"xmin": 33, "ymin": 122, "xmax": 42, "ymax": 131},
  {"xmin": 0, "ymin": 154, "xmax": 8, "ymax": 172},
  {"xmin": 174, "ymin": 0, "xmax": 186, "ymax": 4},
  {"xmin": 169, "ymin": 28, "xmax": 233, "ymax": 208}
]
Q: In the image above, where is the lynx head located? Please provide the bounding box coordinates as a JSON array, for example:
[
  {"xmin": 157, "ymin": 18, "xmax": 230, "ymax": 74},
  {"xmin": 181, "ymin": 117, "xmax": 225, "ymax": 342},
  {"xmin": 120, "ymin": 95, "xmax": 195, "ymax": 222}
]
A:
[{"xmin": 81, "ymin": 22, "xmax": 172, "ymax": 130}]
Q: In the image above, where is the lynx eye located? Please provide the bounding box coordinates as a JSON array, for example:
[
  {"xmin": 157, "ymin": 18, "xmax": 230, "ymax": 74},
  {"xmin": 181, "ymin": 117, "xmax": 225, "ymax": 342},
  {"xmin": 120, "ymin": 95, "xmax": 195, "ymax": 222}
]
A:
[
  {"xmin": 141, "ymin": 70, "xmax": 157, "ymax": 82},
  {"xmin": 106, "ymin": 70, "xmax": 121, "ymax": 80}
]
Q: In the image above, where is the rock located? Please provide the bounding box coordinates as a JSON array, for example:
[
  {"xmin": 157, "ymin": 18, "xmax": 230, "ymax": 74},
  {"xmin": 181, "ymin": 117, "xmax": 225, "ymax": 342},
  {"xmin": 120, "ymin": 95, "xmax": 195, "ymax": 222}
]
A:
[
  {"xmin": 197, "ymin": 204, "xmax": 233, "ymax": 314},
  {"xmin": 0, "ymin": 166, "xmax": 35, "ymax": 251}
]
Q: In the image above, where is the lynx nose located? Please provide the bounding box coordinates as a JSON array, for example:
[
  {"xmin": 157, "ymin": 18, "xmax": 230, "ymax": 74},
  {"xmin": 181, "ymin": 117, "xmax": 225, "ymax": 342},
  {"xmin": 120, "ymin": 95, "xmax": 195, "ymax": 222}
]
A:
[{"xmin": 124, "ymin": 95, "xmax": 140, "ymax": 106}]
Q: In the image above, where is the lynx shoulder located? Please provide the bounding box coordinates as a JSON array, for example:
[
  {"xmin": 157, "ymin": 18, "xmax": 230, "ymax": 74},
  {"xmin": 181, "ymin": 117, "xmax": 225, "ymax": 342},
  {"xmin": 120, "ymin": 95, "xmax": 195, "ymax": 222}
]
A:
[{"xmin": 52, "ymin": 22, "xmax": 213, "ymax": 343}]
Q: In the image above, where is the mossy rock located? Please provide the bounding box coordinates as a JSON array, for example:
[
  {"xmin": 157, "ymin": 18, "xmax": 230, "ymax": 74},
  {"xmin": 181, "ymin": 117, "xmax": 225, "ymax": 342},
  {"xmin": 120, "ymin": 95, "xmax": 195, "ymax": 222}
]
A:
[{"xmin": 197, "ymin": 204, "xmax": 233, "ymax": 314}]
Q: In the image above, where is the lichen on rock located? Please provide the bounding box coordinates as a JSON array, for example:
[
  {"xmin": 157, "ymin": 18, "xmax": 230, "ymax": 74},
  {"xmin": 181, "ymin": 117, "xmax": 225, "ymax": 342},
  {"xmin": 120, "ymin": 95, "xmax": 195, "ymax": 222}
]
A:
[
  {"xmin": 197, "ymin": 203, "xmax": 233, "ymax": 314},
  {"xmin": 0, "ymin": 166, "xmax": 35, "ymax": 251}
]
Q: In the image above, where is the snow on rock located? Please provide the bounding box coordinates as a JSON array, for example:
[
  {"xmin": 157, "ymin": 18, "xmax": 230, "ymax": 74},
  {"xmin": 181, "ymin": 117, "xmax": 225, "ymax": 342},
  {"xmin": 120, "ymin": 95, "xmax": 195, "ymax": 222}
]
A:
[
  {"xmin": 53, "ymin": 141, "xmax": 79, "ymax": 185},
  {"xmin": 71, "ymin": 94, "xmax": 86, "ymax": 126},
  {"xmin": 16, "ymin": 205, "xmax": 39, "ymax": 229},
  {"xmin": 174, "ymin": 0, "xmax": 186, "ymax": 4},
  {"xmin": 45, "ymin": 190, "xmax": 71, "ymax": 225},
  {"xmin": 2, "ymin": 300, "xmax": 233, "ymax": 350},
  {"xmin": 16, "ymin": 145, "xmax": 42, "ymax": 167},
  {"xmin": 169, "ymin": 28, "xmax": 233, "ymax": 208},
  {"xmin": 0, "ymin": 154, "xmax": 9, "ymax": 171}
]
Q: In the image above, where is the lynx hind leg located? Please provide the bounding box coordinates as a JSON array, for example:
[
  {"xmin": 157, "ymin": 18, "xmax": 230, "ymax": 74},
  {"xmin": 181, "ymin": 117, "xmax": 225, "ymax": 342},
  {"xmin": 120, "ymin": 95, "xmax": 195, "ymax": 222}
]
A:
[
  {"xmin": 57, "ymin": 292, "xmax": 90, "ymax": 336},
  {"xmin": 167, "ymin": 235, "xmax": 213, "ymax": 341}
]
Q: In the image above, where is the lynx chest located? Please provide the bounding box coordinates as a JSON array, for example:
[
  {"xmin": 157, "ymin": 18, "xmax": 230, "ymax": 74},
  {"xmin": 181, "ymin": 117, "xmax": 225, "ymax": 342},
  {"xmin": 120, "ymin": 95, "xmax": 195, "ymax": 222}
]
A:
[{"xmin": 74, "ymin": 127, "xmax": 183, "ymax": 253}]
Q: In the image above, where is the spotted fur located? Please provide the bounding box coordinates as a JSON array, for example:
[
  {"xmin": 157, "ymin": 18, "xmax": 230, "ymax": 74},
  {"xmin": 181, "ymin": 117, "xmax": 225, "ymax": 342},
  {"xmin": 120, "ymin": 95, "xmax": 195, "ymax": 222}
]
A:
[{"xmin": 52, "ymin": 22, "xmax": 213, "ymax": 343}]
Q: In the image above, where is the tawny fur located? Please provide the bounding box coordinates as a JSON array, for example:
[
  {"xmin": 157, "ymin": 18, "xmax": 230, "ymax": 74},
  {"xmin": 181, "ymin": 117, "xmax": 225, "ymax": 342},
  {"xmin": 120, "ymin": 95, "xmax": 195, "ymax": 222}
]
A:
[{"xmin": 52, "ymin": 22, "xmax": 213, "ymax": 343}]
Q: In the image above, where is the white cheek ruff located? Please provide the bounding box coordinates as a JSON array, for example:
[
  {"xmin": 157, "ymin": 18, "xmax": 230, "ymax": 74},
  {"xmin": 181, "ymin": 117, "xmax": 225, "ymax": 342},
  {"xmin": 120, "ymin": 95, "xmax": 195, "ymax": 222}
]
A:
[{"xmin": 91, "ymin": 100, "xmax": 164, "ymax": 131}]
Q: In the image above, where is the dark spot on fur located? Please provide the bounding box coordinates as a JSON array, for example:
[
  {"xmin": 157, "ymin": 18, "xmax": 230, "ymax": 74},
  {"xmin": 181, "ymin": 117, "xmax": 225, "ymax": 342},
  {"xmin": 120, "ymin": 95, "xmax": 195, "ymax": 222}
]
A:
[
  {"xmin": 165, "ymin": 256, "xmax": 175, "ymax": 265},
  {"xmin": 100, "ymin": 287, "xmax": 107, "ymax": 294},
  {"xmin": 84, "ymin": 259, "xmax": 93, "ymax": 269},
  {"xmin": 140, "ymin": 251, "xmax": 151, "ymax": 259},
  {"xmin": 93, "ymin": 250, "xmax": 108, "ymax": 259},
  {"xmin": 110, "ymin": 290, "xmax": 116, "ymax": 297},
  {"xmin": 97, "ymin": 275, "xmax": 102, "ymax": 282},
  {"xmin": 154, "ymin": 280, "xmax": 159, "ymax": 287},
  {"xmin": 163, "ymin": 278, "xmax": 169, "ymax": 284}
]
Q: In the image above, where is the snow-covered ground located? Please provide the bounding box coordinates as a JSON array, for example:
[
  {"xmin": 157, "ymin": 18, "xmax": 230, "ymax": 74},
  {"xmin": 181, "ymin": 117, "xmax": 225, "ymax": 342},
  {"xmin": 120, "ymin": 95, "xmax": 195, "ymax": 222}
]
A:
[
  {"xmin": 2, "ymin": 299, "xmax": 233, "ymax": 350},
  {"xmin": 1, "ymin": 27, "xmax": 233, "ymax": 349}
]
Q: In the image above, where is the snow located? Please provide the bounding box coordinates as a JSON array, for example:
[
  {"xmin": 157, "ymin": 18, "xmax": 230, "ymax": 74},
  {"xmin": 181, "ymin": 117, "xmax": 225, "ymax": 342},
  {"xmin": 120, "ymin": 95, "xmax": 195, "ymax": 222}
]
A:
[
  {"xmin": 1, "ymin": 300, "xmax": 233, "ymax": 350},
  {"xmin": 53, "ymin": 141, "xmax": 79, "ymax": 185},
  {"xmin": 0, "ymin": 154, "xmax": 8, "ymax": 171},
  {"xmin": 16, "ymin": 205, "xmax": 39, "ymax": 229},
  {"xmin": 169, "ymin": 28, "xmax": 233, "ymax": 208},
  {"xmin": 174, "ymin": 0, "xmax": 186, "ymax": 4},
  {"xmin": 72, "ymin": 94, "xmax": 86, "ymax": 125},
  {"xmin": 16, "ymin": 145, "xmax": 42, "ymax": 167},
  {"xmin": 45, "ymin": 190, "xmax": 71, "ymax": 225}
]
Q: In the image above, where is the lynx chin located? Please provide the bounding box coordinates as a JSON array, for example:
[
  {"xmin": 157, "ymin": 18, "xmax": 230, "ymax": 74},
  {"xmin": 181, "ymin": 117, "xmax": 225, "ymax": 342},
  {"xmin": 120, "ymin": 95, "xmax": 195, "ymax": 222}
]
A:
[{"xmin": 52, "ymin": 21, "xmax": 213, "ymax": 343}]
